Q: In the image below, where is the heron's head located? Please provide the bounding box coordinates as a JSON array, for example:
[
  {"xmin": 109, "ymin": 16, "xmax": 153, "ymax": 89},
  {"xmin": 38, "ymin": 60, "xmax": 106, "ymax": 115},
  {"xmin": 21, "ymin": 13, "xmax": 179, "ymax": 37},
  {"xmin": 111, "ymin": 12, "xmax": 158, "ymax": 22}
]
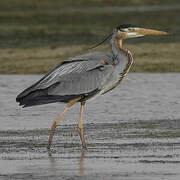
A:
[
  {"xmin": 89, "ymin": 24, "xmax": 168, "ymax": 49},
  {"xmin": 116, "ymin": 24, "xmax": 168, "ymax": 39}
]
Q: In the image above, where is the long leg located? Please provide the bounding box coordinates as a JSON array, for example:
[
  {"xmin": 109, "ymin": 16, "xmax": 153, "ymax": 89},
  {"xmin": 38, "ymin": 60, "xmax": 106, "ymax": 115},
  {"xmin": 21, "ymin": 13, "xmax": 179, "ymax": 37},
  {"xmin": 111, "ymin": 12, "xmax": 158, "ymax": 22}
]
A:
[
  {"xmin": 79, "ymin": 150, "xmax": 85, "ymax": 174},
  {"xmin": 47, "ymin": 97, "xmax": 81, "ymax": 150},
  {"xmin": 77, "ymin": 101, "xmax": 86, "ymax": 148}
]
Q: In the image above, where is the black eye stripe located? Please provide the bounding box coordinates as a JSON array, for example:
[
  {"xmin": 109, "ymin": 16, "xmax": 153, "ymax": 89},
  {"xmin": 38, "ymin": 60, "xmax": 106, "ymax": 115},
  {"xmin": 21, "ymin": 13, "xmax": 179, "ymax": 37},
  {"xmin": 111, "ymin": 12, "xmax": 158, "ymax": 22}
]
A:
[{"xmin": 116, "ymin": 24, "xmax": 136, "ymax": 31}]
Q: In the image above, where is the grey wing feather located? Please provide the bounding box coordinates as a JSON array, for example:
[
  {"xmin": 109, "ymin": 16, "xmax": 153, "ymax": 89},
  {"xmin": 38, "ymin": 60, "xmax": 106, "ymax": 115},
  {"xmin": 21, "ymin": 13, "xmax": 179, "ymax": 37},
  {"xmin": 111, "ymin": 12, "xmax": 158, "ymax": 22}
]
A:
[
  {"xmin": 48, "ymin": 64, "xmax": 114, "ymax": 95},
  {"xmin": 17, "ymin": 52, "xmax": 114, "ymax": 99}
]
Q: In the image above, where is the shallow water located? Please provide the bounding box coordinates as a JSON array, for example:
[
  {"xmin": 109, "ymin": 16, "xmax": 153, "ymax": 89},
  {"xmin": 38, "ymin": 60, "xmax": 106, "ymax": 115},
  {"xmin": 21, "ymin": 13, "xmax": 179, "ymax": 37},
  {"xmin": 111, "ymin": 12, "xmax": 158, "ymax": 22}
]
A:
[{"xmin": 0, "ymin": 73, "xmax": 180, "ymax": 180}]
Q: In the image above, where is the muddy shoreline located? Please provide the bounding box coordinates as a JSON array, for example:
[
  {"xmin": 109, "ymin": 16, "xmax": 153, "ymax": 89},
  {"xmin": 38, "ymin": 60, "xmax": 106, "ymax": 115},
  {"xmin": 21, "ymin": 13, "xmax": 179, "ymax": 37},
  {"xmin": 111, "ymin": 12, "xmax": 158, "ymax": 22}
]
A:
[{"xmin": 0, "ymin": 73, "xmax": 180, "ymax": 179}]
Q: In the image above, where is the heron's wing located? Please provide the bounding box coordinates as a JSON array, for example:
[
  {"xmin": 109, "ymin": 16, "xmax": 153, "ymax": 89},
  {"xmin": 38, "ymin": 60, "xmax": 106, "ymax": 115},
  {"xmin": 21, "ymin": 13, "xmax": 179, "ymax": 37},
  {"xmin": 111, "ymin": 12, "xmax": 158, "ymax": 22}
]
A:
[
  {"xmin": 47, "ymin": 63, "xmax": 114, "ymax": 96},
  {"xmin": 17, "ymin": 52, "xmax": 114, "ymax": 98}
]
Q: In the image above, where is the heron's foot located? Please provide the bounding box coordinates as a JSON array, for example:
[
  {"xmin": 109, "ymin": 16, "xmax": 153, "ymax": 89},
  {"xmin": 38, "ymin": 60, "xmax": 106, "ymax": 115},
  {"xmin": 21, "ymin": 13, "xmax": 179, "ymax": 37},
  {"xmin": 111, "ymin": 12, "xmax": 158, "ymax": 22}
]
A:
[
  {"xmin": 82, "ymin": 145, "xmax": 87, "ymax": 150},
  {"xmin": 47, "ymin": 146, "xmax": 56, "ymax": 157},
  {"xmin": 81, "ymin": 139, "xmax": 87, "ymax": 149},
  {"xmin": 47, "ymin": 148, "xmax": 52, "ymax": 157},
  {"xmin": 77, "ymin": 126, "xmax": 87, "ymax": 149},
  {"xmin": 47, "ymin": 121, "xmax": 58, "ymax": 150},
  {"xmin": 47, "ymin": 144, "xmax": 51, "ymax": 151}
]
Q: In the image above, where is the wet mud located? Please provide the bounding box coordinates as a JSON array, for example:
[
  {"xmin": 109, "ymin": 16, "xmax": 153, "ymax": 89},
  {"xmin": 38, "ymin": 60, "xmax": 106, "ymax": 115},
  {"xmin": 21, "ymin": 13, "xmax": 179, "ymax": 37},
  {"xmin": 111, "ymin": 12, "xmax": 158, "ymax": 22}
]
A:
[{"xmin": 0, "ymin": 73, "xmax": 180, "ymax": 179}]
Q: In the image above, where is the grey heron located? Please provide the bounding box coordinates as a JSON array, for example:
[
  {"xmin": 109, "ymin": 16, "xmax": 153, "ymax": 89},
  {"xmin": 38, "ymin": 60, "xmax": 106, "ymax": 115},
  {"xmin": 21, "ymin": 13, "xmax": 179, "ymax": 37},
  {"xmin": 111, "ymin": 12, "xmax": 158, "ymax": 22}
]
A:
[{"xmin": 16, "ymin": 24, "xmax": 167, "ymax": 150}]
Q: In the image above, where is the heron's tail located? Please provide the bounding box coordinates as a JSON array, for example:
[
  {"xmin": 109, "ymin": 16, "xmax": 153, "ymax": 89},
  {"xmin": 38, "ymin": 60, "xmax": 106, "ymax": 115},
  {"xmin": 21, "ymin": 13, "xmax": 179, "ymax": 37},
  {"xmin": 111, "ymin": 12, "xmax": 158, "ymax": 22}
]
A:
[
  {"xmin": 16, "ymin": 89, "xmax": 79, "ymax": 107},
  {"xmin": 17, "ymin": 88, "xmax": 52, "ymax": 107}
]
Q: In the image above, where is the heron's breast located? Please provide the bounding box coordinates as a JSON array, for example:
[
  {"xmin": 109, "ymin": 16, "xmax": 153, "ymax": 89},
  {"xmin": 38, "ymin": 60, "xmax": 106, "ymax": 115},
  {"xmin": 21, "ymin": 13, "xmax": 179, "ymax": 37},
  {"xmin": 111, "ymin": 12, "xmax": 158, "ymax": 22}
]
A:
[{"xmin": 100, "ymin": 50, "xmax": 133, "ymax": 94}]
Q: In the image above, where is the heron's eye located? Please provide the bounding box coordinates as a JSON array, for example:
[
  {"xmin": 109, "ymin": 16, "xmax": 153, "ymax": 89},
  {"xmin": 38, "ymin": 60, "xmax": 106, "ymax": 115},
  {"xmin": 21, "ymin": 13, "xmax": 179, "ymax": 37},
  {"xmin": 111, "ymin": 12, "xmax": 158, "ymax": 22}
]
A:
[{"xmin": 128, "ymin": 28, "xmax": 134, "ymax": 31}]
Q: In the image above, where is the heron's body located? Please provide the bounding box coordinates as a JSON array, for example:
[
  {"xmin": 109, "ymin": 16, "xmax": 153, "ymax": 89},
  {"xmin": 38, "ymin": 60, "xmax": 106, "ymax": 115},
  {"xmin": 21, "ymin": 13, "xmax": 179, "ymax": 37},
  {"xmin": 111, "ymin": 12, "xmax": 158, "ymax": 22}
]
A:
[
  {"xmin": 16, "ymin": 25, "xmax": 167, "ymax": 150},
  {"xmin": 16, "ymin": 52, "xmax": 114, "ymax": 106},
  {"xmin": 17, "ymin": 37, "xmax": 133, "ymax": 107}
]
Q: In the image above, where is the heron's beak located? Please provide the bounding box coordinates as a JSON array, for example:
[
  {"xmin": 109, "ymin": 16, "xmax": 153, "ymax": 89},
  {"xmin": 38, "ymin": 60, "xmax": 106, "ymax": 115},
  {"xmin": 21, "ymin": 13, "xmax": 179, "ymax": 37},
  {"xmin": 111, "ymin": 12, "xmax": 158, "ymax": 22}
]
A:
[{"xmin": 134, "ymin": 28, "xmax": 168, "ymax": 36}]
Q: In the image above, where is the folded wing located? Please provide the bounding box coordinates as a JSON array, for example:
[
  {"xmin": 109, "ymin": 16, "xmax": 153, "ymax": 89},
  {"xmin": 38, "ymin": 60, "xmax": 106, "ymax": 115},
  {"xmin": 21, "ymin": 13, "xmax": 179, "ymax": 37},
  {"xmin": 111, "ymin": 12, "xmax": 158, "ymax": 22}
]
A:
[{"xmin": 16, "ymin": 52, "xmax": 114, "ymax": 107}]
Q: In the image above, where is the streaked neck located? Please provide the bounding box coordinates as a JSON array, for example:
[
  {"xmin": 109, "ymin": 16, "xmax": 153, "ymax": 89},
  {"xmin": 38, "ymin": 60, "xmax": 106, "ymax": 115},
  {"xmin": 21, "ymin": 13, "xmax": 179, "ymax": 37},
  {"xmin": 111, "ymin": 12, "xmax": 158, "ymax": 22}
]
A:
[{"xmin": 110, "ymin": 32, "xmax": 125, "ymax": 60}]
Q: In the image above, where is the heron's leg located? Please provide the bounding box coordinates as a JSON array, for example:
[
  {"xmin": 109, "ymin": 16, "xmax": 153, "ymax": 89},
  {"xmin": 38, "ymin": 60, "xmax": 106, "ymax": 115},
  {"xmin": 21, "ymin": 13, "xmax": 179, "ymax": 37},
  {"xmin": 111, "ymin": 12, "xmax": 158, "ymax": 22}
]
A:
[
  {"xmin": 77, "ymin": 101, "xmax": 86, "ymax": 149},
  {"xmin": 79, "ymin": 150, "xmax": 85, "ymax": 174},
  {"xmin": 47, "ymin": 106, "xmax": 68, "ymax": 150},
  {"xmin": 47, "ymin": 97, "xmax": 81, "ymax": 150}
]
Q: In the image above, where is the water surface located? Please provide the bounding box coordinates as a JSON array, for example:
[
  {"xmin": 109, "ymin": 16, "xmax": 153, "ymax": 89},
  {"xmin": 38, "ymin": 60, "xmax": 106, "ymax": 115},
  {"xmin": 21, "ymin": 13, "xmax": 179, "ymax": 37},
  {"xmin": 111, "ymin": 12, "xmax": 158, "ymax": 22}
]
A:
[{"xmin": 0, "ymin": 73, "xmax": 180, "ymax": 180}]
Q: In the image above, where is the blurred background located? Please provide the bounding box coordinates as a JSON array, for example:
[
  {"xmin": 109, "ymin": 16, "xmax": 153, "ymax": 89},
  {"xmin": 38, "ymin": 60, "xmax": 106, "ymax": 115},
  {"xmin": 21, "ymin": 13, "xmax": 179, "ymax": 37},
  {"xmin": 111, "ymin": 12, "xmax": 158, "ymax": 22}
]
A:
[{"xmin": 0, "ymin": 0, "xmax": 180, "ymax": 73}]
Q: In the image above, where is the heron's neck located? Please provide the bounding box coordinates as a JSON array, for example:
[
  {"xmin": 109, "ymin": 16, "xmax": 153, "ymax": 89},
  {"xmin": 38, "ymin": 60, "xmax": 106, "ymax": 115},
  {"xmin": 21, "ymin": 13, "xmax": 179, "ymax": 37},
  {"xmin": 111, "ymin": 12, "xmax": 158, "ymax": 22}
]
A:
[
  {"xmin": 117, "ymin": 39, "xmax": 122, "ymax": 49},
  {"xmin": 110, "ymin": 32, "xmax": 125, "ymax": 60},
  {"xmin": 110, "ymin": 32, "xmax": 134, "ymax": 84}
]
